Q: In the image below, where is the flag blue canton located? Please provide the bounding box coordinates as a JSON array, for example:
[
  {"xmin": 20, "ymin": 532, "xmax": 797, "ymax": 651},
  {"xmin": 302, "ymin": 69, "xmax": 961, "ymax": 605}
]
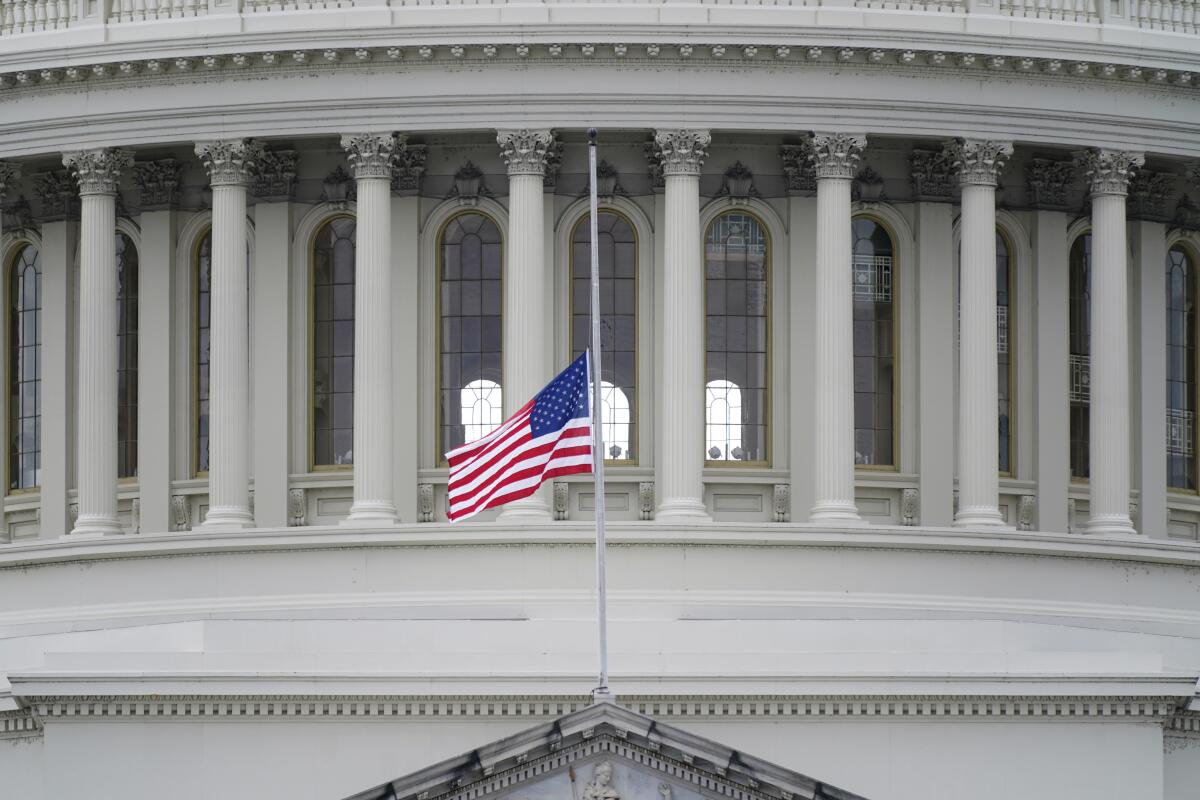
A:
[{"xmin": 530, "ymin": 353, "xmax": 591, "ymax": 439}]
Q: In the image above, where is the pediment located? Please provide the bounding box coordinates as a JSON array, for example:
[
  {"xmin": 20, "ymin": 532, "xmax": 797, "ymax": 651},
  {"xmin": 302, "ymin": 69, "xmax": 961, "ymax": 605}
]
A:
[{"xmin": 344, "ymin": 702, "xmax": 867, "ymax": 800}]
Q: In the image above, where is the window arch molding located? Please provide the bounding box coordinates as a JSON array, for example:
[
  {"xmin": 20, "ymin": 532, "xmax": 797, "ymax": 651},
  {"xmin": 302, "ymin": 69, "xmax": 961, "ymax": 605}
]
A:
[
  {"xmin": 850, "ymin": 202, "xmax": 915, "ymax": 473},
  {"xmin": 553, "ymin": 195, "xmax": 654, "ymax": 465},
  {"xmin": 173, "ymin": 210, "xmax": 256, "ymax": 479},
  {"xmin": 0, "ymin": 231, "xmax": 44, "ymax": 496},
  {"xmin": 289, "ymin": 201, "xmax": 359, "ymax": 475},
  {"xmin": 420, "ymin": 196, "xmax": 510, "ymax": 469},
  {"xmin": 697, "ymin": 198, "xmax": 783, "ymax": 467}
]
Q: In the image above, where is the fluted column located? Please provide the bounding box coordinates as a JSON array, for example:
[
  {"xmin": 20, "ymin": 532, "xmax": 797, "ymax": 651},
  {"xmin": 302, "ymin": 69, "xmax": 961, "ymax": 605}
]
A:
[
  {"xmin": 654, "ymin": 129, "xmax": 711, "ymax": 522},
  {"xmin": 809, "ymin": 133, "xmax": 867, "ymax": 524},
  {"xmin": 341, "ymin": 133, "xmax": 400, "ymax": 525},
  {"xmin": 496, "ymin": 129, "xmax": 556, "ymax": 520},
  {"xmin": 1077, "ymin": 148, "xmax": 1144, "ymax": 536},
  {"xmin": 195, "ymin": 139, "xmax": 262, "ymax": 530},
  {"xmin": 946, "ymin": 139, "xmax": 1013, "ymax": 527},
  {"xmin": 63, "ymin": 149, "xmax": 133, "ymax": 536}
]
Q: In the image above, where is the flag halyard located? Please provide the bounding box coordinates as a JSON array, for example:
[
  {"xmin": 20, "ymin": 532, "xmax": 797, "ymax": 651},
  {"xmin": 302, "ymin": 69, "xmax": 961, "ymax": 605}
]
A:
[{"xmin": 446, "ymin": 352, "xmax": 593, "ymax": 521}]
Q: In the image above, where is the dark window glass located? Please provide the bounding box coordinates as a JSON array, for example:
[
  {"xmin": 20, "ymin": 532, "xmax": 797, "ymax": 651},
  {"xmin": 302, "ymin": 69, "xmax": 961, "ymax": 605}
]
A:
[
  {"xmin": 572, "ymin": 211, "xmax": 636, "ymax": 462},
  {"xmin": 997, "ymin": 232, "xmax": 1013, "ymax": 476},
  {"xmin": 195, "ymin": 231, "xmax": 211, "ymax": 474},
  {"xmin": 704, "ymin": 212, "xmax": 768, "ymax": 463},
  {"xmin": 117, "ymin": 233, "xmax": 138, "ymax": 479},
  {"xmin": 440, "ymin": 213, "xmax": 503, "ymax": 457},
  {"xmin": 312, "ymin": 217, "xmax": 356, "ymax": 467},
  {"xmin": 1167, "ymin": 245, "xmax": 1196, "ymax": 491},
  {"xmin": 852, "ymin": 218, "xmax": 896, "ymax": 467},
  {"xmin": 1069, "ymin": 234, "xmax": 1091, "ymax": 480},
  {"xmin": 8, "ymin": 244, "xmax": 40, "ymax": 491}
]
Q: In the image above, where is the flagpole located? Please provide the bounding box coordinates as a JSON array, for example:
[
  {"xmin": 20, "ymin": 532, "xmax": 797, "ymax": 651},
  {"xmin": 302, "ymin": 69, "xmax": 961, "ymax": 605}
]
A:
[{"xmin": 587, "ymin": 128, "xmax": 612, "ymax": 703}]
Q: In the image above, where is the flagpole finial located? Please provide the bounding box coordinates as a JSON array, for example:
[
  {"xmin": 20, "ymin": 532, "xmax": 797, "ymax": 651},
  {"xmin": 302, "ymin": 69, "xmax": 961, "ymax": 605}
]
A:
[{"xmin": 588, "ymin": 128, "xmax": 598, "ymax": 143}]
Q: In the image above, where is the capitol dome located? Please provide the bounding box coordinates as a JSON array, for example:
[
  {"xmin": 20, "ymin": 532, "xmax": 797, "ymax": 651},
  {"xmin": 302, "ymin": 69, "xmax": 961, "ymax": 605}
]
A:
[{"xmin": 0, "ymin": 2, "xmax": 1198, "ymax": 798}]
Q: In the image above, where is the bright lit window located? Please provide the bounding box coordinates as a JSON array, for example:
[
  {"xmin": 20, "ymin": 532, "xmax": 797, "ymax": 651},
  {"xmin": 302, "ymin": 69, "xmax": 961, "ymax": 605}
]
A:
[
  {"xmin": 461, "ymin": 379, "xmax": 502, "ymax": 442},
  {"xmin": 706, "ymin": 379, "xmax": 745, "ymax": 461}
]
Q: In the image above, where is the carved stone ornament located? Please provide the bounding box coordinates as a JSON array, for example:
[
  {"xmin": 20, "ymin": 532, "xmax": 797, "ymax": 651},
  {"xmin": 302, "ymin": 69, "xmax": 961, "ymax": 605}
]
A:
[
  {"xmin": 638, "ymin": 481, "xmax": 654, "ymax": 521},
  {"xmin": 3, "ymin": 196, "xmax": 33, "ymax": 232},
  {"xmin": 252, "ymin": 149, "xmax": 299, "ymax": 200},
  {"xmin": 63, "ymin": 148, "xmax": 134, "ymax": 196},
  {"xmin": 496, "ymin": 129, "xmax": 558, "ymax": 177},
  {"xmin": 653, "ymin": 129, "xmax": 711, "ymax": 177},
  {"xmin": 779, "ymin": 144, "xmax": 816, "ymax": 194},
  {"xmin": 33, "ymin": 170, "xmax": 80, "ymax": 221},
  {"xmin": 542, "ymin": 137, "xmax": 564, "ymax": 189},
  {"xmin": 909, "ymin": 148, "xmax": 955, "ymax": 200},
  {"xmin": 1186, "ymin": 161, "xmax": 1200, "ymax": 187},
  {"xmin": 450, "ymin": 161, "xmax": 486, "ymax": 205},
  {"xmin": 194, "ymin": 138, "xmax": 265, "ymax": 187},
  {"xmin": 391, "ymin": 144, "xmax": 427, "ymax": 195},
  {"xmin": 1067, "ymin": 497, "xmax": 1077, "ymax": 533},
  {"xmin": 773, "ymin": 484, "xmax": 790, "ymax": 523},
  {"xmin": 553, "ymin": 482, "xmax": 569, "ymax": 521},
  {"xmin": 0, "ymin": 161, "xmax": 21, "ymax": 200},
  {"xmin": 942, "ymin": 139, "xmax": 1013, "ymax": 187},
  {"xmin": 594, "ymin": 159, "xmax": 623, "ymax": 198},
  {"xmin": 643, "ymin": 141, "xmax": 665, "ymax": 190},
  {"xmin": 719, "ymin": 161, "xmax": 758, "ymax": 202},
  {"xmin": 900, "ymin": 488, "xmax": 919, "ymax": 526},
  {"xmin": 67, "ymin": 501, "xmax": 79, "ymax": 528},
  {"xmin": 287, "ymin": 488, "xmax": 307, "ymax": 527},
  {"xmin": 133, "ymin": 158, "xmax": 183, "ymax": 209},
  {"xmin": 321, "ymin": 166, "xmax": 356, "ymax": 206},
  {"xmin": 1025, "ymin": 158, "xmax": 1076, "ymax": 209},
  {"xmin": 171, "ymin": 495, "xmax": 191, "ymax": 531},
  {"xmin": 853, "ymin": 165, "xmax": 886, "ymax": 201},
  {"xmin": 130, "ymin": 498, "xmax": 140, "ymax": 535},
  {"xmin": 581, "ymin": 760, "xmax": 620, "ymax": 800},
  {"xmin": 1018, "ymin": 495, "xmax": 1036, "ymax": 531},
  {"xmin": 808, "ymin": 132, "xmax": 867, "ymax": 180},
  {"xmin": 1176, "ymin": 194, "xmax": 1200, "ymax": 230},
  {"xmin": 417, "ymin": 483, "xmax": 434, "ymax": 523},
  {"xmin": 340, "ymin": 133, "xmax": 401, "ymax": 181},
  {"xmin": 1126, "ymin": 168, "xmax": 1174, "ymax": 220},
  {"xmin": 1074, "ymin": 148, "xmax": 1145, "ymax": 197}
]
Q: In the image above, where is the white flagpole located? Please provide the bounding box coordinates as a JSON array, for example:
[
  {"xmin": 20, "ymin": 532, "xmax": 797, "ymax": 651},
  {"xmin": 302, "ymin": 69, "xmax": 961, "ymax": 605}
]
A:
[{"xmin": 587, "ymin": 128, "xmax": 612, "ymax": 702}]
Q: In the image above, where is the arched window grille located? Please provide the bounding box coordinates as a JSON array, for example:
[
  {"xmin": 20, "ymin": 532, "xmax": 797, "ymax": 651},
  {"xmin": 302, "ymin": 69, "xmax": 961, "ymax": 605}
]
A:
[
  {"xmin": 461, "ymin": 378, "xmax": 502, "ymax": 443},
  {"xmin": 8, "ymin": 243, "xmax": 40, "ymax": 491},
  {"xmin": 312, "ymin": 217, "xmax": 356, "ymax": 468},
  {"xmin": 571, "ymin": 211, "xmax": 636, "ymax": 462},
  {"xmin": 440, "ymin": 212, "xmax": 503, "ymax": 456},
  {"xmin": 116, "ymin": 232, "xmax": 138, "ymax": 479},
  {"xmin": 1167, "ymin": 244, "xmax": 1197, "ymax": 491},
  {"xmin": 997, "ymin": 231, "xmax": 1013, "ymax": 476},
  {"xmin": 194, "ymin": 231, "xmax": 212, "ymax": 475},
  {"xmin": 705, "ymin": 379, "xmax": 744, "ymax": 460},
  {"xmin": 852, "ymin": 217, "xmax": 896, "ymax": 467},
  {"xmin": 1069, "ymin": 233, "xmax": 1091, "ymax": 480},
  {"xmin": 704, "ymin": 212, "xmax": 767, "ymax": 463}
]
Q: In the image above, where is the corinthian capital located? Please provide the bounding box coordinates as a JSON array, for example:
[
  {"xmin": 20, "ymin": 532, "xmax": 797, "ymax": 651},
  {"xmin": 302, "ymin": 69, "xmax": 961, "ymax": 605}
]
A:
[
  {"xmin": 942, "ymin": 139, "xmax": 1013, "ymax": 187},
  {"xmin": 653, "ymin": 129, "xmax": 711, "ymax": 177},
  {"xmin": 62, "ymin": 149, "xmax": 134, "ymax": 196},
  {"xmin": 809, "ymin": 133, "xmax": 867, "ymax": 180},
  {"xmin": 496, "ymin": 129, "xmax": 557, "ymax": 177},
  {"xmin": 340, "ymin": 133, "xmax": 402, "ymax": 180},
  {"xmin": 194, "ymin": 138, "xmax": 265, "ymax": 187},
  {"xmin": 0, "ymin": 161, "xmax": 21, "ymax": 200},
  {"xmin": 1074, "ymin": 148, "xmax": 1145, "ymax": 197}
]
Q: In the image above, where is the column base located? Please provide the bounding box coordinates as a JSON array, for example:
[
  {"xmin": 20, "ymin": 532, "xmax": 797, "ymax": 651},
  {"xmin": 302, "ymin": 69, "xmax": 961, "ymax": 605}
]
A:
[
  {"xmin": 954, "ymin": 506, "xmax": 1007, "ymax": 528},
  {"xmin": 655, "ymin": 497, "xmax": 711, "ymax": 523},
  {"xmin": 808, "ymin": 501, "xmax": 868, "ymax": 526},
  {"xmin": 1083, "ymin": 513, "xmax": 1137, "ymax": 537},
  {"xmin": 199, "ymin": 506, "xmax": 255, "ymax": 531},
  {"xmin": 342, "ymin": 500, "xmax": 400, "ymax": 527},
  {"xmin": 69, "ymin": 514, "xmax": 124, "ymax": 537},
  {"xmin": 497, "ymin": 496, "xmax": 553, "ymax": 522}
]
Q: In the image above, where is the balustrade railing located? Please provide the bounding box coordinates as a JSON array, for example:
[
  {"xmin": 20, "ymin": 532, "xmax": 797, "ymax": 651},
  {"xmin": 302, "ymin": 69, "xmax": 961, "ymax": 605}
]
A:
[{"xmin": 1, "ymin": 0, "xmax": 1197, "ymax": 38}]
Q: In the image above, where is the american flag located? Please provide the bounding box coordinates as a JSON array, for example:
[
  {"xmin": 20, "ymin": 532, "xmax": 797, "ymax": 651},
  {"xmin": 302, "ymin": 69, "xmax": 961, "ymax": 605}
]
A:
[{"xmin": 446, "ymin": 353, "xmax": 594, "ymax": 522}]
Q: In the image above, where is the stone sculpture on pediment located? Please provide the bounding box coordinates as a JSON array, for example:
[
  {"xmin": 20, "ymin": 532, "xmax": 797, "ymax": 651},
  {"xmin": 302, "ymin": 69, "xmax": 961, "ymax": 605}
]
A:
[{"xmin": 580, "ymin": 760, "xmax": 620, "ymax": 800}]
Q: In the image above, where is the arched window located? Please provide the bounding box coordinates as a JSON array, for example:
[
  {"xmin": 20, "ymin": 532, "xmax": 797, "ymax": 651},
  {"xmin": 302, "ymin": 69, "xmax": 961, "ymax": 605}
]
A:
[
  {"xmin": 704, "ymin": 212, "xmax": 767, "ymax": 463},
  {"xmin": 194, "ymin": 231, "xmax": 212, "ymax": 475},
  {"xmin": 440, "ymin": 212, "xmax": 502, "ymax": 456},
  {"xmin": 571, "ymin": 211, "xmax": 636, "ymax": 462},
  {"xmin": 461, "ymin": 378, "xmax": 502, "ymax": 443},
  {"xmin": 312, "ymin": 217, "xmax": 356, "ymax": 468},
  {"xmin": 1167, "ymin": 244, "xmax": 1197, "ymax": 491},
  {"xmin": 706, "ymin": 379, "xmax": 744, "ymax": 460},
  {"xmin": 1069, "ymin": 233, "xmax": 1091, "ymax": 480},
  {"xmin": 116, "ymin": 232, "xmax": 138, "ymax": 479},
  {"xmin": 8, "ymin": 243, "xmax": 41, "ymax": 491},
  {"xmin": 852, "ymin": 217, "xmax": 896, "ymax": 467},
  {"xmin": 997, "ymin": 231, "xmax": 1013, "ymax": 476}
]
